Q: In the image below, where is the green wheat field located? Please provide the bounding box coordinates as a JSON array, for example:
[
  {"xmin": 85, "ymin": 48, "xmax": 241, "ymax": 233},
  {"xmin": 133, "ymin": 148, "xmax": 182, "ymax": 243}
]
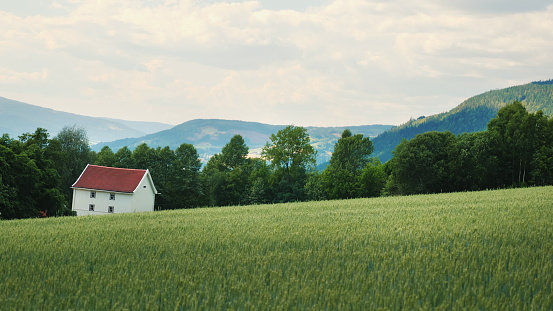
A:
[{"xmin": 1, "ymin": 187, "xmax": 552, "ymax": 309}]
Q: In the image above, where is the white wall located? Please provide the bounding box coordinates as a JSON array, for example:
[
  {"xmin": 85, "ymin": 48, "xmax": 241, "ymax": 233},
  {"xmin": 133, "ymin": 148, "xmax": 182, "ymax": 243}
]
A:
[
  {"xmin": 72, "ymin": 189, "xmax": 133, "ymax": 216},
  {"xmin": 130, "ymin": 175, "xmax": 156, "ymax": 213}
]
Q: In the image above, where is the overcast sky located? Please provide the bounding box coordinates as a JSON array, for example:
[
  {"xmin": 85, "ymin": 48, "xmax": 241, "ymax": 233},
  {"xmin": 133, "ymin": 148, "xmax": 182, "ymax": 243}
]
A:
[{"xmin": 1, "ymin": 0, "xmax": 552, "ymax": 126}]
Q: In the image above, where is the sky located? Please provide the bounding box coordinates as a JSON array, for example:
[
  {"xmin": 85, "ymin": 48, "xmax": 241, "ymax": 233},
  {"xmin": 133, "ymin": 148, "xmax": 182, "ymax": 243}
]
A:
[{"xmin": 0, "ymin": 0, "xmax": 552, "ymax": 127}]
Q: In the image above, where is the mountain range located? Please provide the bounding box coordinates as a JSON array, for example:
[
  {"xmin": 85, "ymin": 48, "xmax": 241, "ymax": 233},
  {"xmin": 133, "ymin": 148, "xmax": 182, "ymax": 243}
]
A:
[
  {"xmin": 0, "ymin": 97, "xmax": 173, "ymax": 144},
  {"xmin": 0, "ymin": 96, "xmax": 392, "ymax": 164},
  {"xmin": 93, "ymin": 119, "xmax": 392, "ymax": 164},
  {"xmin": 2, "ymin": 80, "xmax": 552, "ymax": 165}
]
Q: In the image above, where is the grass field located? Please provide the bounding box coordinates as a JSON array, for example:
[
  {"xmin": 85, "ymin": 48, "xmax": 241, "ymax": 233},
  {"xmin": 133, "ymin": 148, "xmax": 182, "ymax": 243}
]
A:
[{"xmin": 1, "ymin": 187, "xmax": 552, "ymax": 309}]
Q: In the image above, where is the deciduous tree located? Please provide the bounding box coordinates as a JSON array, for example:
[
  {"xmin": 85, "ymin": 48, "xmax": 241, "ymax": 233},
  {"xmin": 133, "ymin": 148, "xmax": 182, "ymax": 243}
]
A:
[
  {"xmin": 387, "ymin": 131, "xmax": 458, "ymax": 195},
  {"xmin": 262, "ymin": 125, "xmax": 316, "ymax": 202},
  {"xmin": 54, "ymin": 125, "xmax": 92, "ymax": 200},
  {"xmin": 114, "ymin": 146, "xmax": 134, "ymax": 168},
  {"xmin": 0, "ymin": 130, "xmax": 70, "ymax": 219},
  {"xmin": 202, "ymin": 135, "xmax": 252, "ymax": 206},
  {"xmin": 94, "ymin": 146, "xmax": 116, "ymax": 167},
  {"xmin": 322, "ymin": 129, "xmax": 374, "ymax": 199},
  {"xmin": 162, "ymin": 143, "xmax": 203, "ymax": 209},
  {"xmin": 487, "ymin": 102, "xmax": 551, "ymax": 186}
]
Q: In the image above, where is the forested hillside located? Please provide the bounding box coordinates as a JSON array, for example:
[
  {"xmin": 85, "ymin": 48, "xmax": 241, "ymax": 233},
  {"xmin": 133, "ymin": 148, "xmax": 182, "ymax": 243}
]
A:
[{"xmin": 373, "ymin": 81, "xmax": 553, "ymax": 162}]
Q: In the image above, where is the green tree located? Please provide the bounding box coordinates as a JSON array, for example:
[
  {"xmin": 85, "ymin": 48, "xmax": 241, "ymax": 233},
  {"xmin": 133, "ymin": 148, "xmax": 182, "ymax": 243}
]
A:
[
  {"xmin": 487, "ymin": 102, "xmax": 550, "ymax": 187},
  {"xmin": 262, "ymin": 125, "xmax": 317, "ymax": 202},
  {"xmin": 487, "ymin": 102, "xmax": 528, "ymax": 186},
  {"xmin": 54, "ymin": 125, "xmax": 92, "ymax": 201},
  {"xmin": 202, "ymin": 135, "xmax": 251, "ymax": 206},
  {"xmin": 162, "ymin": 143, "xmax": 203, "ymax": 209},
  {"xmin": 114, "ymin": 146, "xmax": 134, "ymax": 168},
  {"xmin": 146, "ymin": 146, "xmax": 176, "ymax": 210},
  {"xmin": 532, "ymin": 145, "xmax": 553, "ymax": 186},
  {"xmin": 19, "ymin": 127, "xmax": 49, "ymax": 149},
  {"xmin": 529, "ymin": 112, "xmax": 553, "ymax": 185},
  {"xmin": 132, "ymin": 143, "xmax": 156, "ymax": 170},
  {"xmin": 454, "ymin": 132, "xmax": 496, "ymax": 190},
  {"xmin": 305, "ymin": 171, "xmax": 326, "ymax": 201},
  {"xmin": 244, "ymin": 158, "xmax": 271, "ymax": 205},
  {"xmin": 0, "ymin": 130, "xmax": 70, "ymax": 219},
  {"xmin": 221, "ymin": 135, "xmax": 249, "ymax": 169},
  {"xmin": 201, "ymin": 155, "xmax": 226, "ymax": 206},
  {"xmin": 0, "ymin": 174, "xmax": 15, "ymax": 218},
  {"xmin": 387, "ymin": 131, "xmax": 458, "ymax": 195},
  {"xmin": 322, "ymin": 129, "xmax": 374, "ymax": 199},
  {"xmin": 94, "ymin": 146, "xmax": 116, "ymax": 167},
  {"xmin": 21, "ymin": 129, "xmax": 72, "ymax": 217},
  {"xmin": 0, "ymin": 137, "xmax": 30, "ymax": 219},
  {"xmin": 358, "ymin": 158, "xmax": 387, "ymax": 197}
]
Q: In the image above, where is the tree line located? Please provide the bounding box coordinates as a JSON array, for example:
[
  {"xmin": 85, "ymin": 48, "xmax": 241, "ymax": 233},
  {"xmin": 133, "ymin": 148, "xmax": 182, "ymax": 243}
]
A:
[
  {"xmin": 385, "ymin": 101, "xmax": 553, "ymax": 194},
  {"xmin": 1, "ymin": 101, "xmax": 552, "ymax": 219}
]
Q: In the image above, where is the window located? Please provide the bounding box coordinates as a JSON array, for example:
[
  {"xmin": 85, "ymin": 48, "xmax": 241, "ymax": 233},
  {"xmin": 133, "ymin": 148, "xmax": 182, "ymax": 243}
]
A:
[
  {"xmin": 109, "ymin": 193, "xmax": 115, "ymax": 200},
  {"xmin": 89, "ymin": 204, "xmax": 95, "ymax": 211},
  {"xmin": 108, "ymin": 206, "xmax": 114, "ymax": 213},
  {"xmin": 90, "ymin": 191, "xmax": 96, "ymax": 198}
]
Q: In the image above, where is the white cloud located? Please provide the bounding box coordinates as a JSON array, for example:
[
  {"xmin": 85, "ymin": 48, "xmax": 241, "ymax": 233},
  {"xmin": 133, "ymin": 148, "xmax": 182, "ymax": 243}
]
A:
[
  {"xmin": 0, "ymin": 68, "xmax": 49, "ymax": 83},
  {"xmin": 0, "ymin": 0, "xmax": 551, "ymax": 127}
]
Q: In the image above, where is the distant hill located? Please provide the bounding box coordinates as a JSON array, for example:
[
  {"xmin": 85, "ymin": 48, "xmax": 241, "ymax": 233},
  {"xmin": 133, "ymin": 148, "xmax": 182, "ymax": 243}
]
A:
[
  {"xmin": 372, "ymin": 81, "xmax": 553, "ymax": 162},
  {"xmin": 9, "ymin": 80, "xmax": 551, "ymax": 166},
  {"xmin": 0, "ymin": 97, "xmax": 173, "ymax": 143},
  {"xmin": 99, "ymin": 118, "xmax": 173, "ymax": 137},
  {"xmin": 93, "ymin": 119, "xmax": 393, "ymax": 164}
]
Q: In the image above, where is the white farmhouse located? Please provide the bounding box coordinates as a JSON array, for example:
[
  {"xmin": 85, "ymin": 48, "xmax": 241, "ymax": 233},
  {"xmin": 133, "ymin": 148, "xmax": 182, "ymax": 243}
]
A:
[{"xmin": 71, "ymin": 164, "xmax": 158, "ymax": 216}]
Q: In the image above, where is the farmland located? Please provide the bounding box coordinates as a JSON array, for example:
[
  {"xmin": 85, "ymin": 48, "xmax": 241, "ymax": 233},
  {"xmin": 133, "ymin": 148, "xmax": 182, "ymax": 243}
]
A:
[{"xmin": 1, "ymin": 187, "xmax": 552, "ymax": 309}]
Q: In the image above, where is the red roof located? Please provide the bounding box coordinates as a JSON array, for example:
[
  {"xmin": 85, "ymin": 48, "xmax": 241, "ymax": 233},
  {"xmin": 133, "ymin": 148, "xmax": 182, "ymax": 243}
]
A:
[{"xmin": 72, "ymin": 165, "xmax": 150, "ymax": 193}]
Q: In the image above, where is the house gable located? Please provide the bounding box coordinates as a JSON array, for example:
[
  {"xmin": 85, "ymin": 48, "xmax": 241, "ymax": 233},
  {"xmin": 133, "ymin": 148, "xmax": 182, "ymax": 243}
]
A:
[{"xmin": 137, "ymin": 170, "xmax": 158, "ymax": 195}]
